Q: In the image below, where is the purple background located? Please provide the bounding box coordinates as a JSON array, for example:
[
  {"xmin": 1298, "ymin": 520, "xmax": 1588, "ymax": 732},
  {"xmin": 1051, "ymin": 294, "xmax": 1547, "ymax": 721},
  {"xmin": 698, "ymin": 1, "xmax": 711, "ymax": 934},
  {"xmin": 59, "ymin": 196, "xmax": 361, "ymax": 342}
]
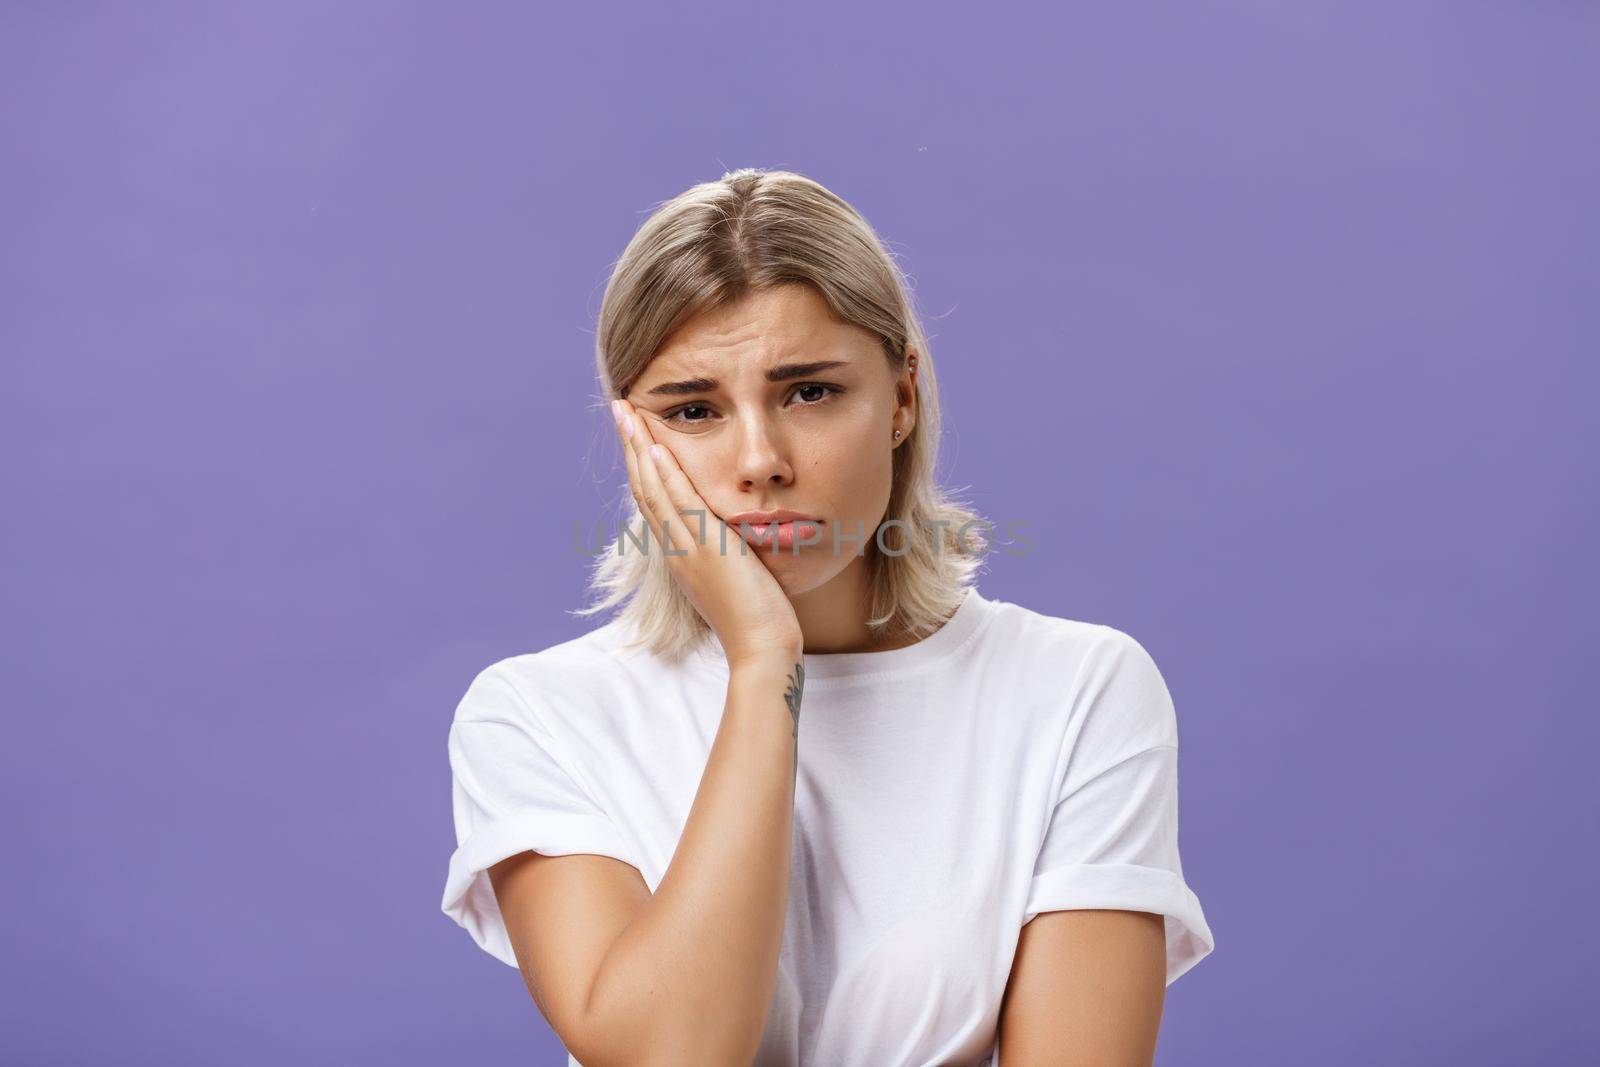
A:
[{"xmin": 4, "ymin": 2, "xmax": 1595, "ymax": 1064}]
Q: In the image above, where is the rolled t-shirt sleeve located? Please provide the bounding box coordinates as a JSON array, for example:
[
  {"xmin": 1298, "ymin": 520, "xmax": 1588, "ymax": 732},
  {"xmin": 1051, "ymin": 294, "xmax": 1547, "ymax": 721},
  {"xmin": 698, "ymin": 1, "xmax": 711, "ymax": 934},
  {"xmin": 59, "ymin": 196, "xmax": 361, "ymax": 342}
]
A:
[
  {"xmin": 1022, "ymin": 629, "xmax": 1216, "ymax": 986},
  {"xmin": 440, "ymin": 664, "xmax": 636, "ymax": 968}
]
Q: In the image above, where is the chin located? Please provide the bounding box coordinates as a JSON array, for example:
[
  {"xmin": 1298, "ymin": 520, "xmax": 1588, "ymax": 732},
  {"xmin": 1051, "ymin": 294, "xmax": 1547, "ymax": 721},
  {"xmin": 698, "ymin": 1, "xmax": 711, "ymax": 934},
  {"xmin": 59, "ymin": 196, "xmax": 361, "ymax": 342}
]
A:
[{"xmin": 757, "ymin": 553, "xmax": 837, "ymax": 595}]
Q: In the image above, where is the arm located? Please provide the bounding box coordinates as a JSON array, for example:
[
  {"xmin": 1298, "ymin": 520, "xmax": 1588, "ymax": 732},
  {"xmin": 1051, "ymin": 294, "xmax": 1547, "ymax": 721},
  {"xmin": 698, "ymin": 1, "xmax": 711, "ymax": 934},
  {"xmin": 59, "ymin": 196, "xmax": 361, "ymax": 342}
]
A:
[
  {"xmin": 997, "ymin": 909, "xmax": 1167, "ymax": 1066},
  {"xmin": 488, "ymin": 650, "xmax": 802, "ymax": 1067},
  {"xmin": 999, "ymin": 628, "xmax": 1213, "ymax": 1062}
]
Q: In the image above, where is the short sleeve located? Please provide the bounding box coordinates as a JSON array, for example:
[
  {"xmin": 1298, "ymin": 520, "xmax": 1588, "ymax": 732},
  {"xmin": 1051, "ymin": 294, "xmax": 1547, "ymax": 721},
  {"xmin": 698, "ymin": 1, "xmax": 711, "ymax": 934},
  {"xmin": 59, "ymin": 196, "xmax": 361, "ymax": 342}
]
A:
[
  {"xmin": 1022, "ymin": 629, "xmax": 1216, "ymax": 986},
  {"xmin": 440, "ymin": 664, "xmax": 637, "ymax": 968}
]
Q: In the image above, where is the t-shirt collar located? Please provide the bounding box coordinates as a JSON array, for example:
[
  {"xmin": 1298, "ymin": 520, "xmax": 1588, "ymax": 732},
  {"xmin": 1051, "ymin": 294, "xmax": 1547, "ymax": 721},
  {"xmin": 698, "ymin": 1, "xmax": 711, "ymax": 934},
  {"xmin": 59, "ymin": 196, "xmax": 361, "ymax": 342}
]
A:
[{"xmin": 691, "ymin": 585, "xmax": 995, "ymax": 687}]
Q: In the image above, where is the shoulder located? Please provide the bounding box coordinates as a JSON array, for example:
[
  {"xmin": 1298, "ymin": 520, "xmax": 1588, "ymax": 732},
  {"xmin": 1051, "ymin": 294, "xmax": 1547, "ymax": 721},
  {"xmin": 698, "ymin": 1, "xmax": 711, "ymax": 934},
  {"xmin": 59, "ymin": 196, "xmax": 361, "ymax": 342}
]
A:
[
  {"xmin": 452, "ymin": 618, "xmax": 709, "ymax": 736},
  {"xmin": 1065, "ymin": 623, "xmax": 1179, "ymax": 754},
  {"xmin": 982, "ymin": 596, "xmax": 1161, "ymax": 682},
  {"xmin": 1073, "ymin": 623, "xmax": 1171, "ymax": 701},
  {"xmin": 981, "ymin": 598, "xmax": 1177, "ymax": 744},
  {"xmin": 452, "ymin": 621, "xmax": 633, "ymax": 728}
]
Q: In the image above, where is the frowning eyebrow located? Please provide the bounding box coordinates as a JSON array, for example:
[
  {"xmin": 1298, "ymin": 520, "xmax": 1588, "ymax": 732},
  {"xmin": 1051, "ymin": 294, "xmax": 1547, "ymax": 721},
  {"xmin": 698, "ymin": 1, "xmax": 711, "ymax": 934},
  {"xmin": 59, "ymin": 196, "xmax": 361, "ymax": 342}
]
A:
[{"xmin": 644, "ymin": 360, "xmax": 850, "ymax": 397}]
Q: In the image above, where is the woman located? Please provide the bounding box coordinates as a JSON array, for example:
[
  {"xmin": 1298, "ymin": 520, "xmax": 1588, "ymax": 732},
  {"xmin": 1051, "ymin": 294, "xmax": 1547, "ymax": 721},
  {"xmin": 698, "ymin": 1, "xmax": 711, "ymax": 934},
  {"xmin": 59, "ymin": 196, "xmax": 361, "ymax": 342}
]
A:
[{"xmin": 441, "ymin": 168, "xmax": 1215, "ymax": 1066}]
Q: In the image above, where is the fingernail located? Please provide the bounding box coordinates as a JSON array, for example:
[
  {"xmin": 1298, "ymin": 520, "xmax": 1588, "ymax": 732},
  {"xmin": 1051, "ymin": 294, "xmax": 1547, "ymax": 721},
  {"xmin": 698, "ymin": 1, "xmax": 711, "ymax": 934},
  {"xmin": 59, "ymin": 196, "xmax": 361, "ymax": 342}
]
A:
[
  {"xmin": 649, "ymin": 444, "xmax": 663, "ymax": 463},
  {"xmin": 611, "ymin": 400, "xmax": 633, "ymax": 437}
]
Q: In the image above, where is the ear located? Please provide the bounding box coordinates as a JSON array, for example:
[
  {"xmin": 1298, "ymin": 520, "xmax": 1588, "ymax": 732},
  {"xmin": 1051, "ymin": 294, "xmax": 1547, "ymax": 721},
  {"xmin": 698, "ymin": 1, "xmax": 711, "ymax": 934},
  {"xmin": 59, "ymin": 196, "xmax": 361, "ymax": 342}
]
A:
[{"xmin": 893, "ymin": 348, "xmax": 919, "ymax": 442}]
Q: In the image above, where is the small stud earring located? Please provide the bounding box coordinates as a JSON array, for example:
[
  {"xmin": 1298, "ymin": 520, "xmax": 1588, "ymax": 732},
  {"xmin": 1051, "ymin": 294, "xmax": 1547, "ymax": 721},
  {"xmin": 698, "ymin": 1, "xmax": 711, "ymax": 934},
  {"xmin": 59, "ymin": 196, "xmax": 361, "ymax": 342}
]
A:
[{"xmin": 893, "ymin": 429, "xmax": 902, "ymax": 440}]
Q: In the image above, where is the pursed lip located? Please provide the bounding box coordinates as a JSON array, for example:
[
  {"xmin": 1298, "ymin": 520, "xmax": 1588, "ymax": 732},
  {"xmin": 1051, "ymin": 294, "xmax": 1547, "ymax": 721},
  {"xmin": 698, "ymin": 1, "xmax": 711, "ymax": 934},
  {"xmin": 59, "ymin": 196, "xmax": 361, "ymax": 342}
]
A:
[{"xmin": 724, "ymin": 509, "xmax": 822, "ymax": 526}]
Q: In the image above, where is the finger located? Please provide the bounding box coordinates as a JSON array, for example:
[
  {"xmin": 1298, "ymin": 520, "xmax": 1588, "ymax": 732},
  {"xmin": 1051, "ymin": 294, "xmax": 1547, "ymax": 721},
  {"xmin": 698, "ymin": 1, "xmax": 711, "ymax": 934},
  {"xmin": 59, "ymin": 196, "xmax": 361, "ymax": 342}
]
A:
[
  {"xmin": 616, "ymin": 397, "xmax": 685, "ymax": 553},
  {"xmin": 612, "ymin": 398, "xmax": 657, "ymax": 534},
  {"xmin": 624, "ymin": 404, "xmax": 691, "ymax": 551},
  {"xmin": 641, "ymin": 438, "xmax": 716, "ymax": 549}
]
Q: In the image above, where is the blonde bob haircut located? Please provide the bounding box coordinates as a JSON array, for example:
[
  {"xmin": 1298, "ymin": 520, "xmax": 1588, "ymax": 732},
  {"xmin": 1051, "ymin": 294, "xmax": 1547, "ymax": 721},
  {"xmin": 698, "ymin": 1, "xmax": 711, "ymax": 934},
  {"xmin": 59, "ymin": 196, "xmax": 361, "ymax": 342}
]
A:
[{"xmin": 575, "ymin": 167, "xmax": 990, "ymax": 663}]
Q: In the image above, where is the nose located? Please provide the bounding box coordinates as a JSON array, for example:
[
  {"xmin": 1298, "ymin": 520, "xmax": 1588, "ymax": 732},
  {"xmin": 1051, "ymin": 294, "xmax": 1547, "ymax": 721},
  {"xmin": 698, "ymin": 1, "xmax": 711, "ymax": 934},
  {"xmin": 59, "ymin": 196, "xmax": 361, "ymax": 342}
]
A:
[{"xmin": 733, "ymin": 411, "xmax": 794, "ymax": 492}]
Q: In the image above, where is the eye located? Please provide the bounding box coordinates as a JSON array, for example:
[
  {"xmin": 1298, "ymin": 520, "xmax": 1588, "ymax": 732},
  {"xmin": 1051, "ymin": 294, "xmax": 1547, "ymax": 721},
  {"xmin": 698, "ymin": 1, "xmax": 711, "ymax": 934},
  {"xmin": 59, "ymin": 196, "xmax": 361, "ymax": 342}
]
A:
[
  {"xmin": 664, "ymin": 403, "xmax": 714, "ymax": 425},
  {"xmin": 661, "ymin": 383, "xmax": 846, "ymax": 426},
  {"xmin": 792, "ymin": 383, "xmax": 840, "ymax": 406}
]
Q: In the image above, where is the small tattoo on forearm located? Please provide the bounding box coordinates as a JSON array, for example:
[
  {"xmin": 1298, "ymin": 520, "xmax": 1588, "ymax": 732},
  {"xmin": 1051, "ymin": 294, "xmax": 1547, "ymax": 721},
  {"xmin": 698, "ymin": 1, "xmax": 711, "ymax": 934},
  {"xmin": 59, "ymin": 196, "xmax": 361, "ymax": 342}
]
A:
[{"xmin": 783, "ymin": 660, "xmax": 805, "ymax": 741}]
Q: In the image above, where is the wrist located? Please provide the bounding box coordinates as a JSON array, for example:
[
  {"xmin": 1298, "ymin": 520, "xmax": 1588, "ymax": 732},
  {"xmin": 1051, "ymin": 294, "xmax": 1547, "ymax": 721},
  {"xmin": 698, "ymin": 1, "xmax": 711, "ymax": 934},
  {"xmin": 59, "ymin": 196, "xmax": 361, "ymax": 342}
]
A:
[{"xmin": 728, "ymin": 646, "xmax": 804, "ymax": 677}]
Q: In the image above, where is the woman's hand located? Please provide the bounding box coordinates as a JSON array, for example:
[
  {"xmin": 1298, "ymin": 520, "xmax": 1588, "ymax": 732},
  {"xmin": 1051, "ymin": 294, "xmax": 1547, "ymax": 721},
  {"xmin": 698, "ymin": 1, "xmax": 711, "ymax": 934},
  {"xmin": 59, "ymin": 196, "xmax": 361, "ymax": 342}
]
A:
[{"xmin": 612, "ymin": 397, "xmax": 804, "ymax": 668}]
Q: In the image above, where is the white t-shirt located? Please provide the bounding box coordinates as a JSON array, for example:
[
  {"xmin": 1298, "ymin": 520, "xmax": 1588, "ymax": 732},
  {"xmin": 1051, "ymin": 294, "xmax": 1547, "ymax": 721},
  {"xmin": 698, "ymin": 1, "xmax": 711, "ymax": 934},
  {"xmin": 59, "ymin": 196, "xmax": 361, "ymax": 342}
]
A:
[{"xmin": 441, "ymin": 585, "xmax": 1214, "ymax": 1066}]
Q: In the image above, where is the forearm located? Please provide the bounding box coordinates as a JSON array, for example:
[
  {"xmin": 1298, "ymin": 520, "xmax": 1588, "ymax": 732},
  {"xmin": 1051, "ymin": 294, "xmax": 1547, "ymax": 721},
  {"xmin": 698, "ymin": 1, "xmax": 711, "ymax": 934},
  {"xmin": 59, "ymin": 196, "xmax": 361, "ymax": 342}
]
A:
[{"xmin": 579, "ymin": 652, "xmax": 802, "ymax": 1066}]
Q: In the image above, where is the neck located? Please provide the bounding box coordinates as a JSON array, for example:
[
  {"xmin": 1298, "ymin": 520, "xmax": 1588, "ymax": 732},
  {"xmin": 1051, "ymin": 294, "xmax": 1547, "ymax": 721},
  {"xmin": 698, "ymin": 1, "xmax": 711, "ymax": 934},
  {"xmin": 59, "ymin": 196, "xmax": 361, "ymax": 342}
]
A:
[{"xmin": 789, "ymin": 555, "xmax": 910, "ymax": 654}]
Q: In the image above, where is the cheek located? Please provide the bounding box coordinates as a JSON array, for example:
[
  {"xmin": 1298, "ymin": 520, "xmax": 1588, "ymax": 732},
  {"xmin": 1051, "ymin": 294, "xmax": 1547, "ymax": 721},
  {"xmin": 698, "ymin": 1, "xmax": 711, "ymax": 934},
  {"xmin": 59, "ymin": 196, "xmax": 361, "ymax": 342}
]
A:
[
  {"xmin": 676, "ymin": 449, "xmax": 715, "ymax": 486},
  {"xmin": 808, "ymin": 434, "xmax": 893, "ymax": 515},
  {"xmin": 663, "ymin": 446, "xmax": 725, "ymax": 506}
]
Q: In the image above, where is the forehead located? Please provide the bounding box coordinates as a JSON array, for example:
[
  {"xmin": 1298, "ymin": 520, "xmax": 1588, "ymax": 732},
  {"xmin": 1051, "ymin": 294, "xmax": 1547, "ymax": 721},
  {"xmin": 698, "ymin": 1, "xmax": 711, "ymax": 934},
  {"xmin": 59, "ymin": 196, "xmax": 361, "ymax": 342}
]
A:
[{"xmin": 651, "ymin": 284, "xmax": 864, "ymax": 371}]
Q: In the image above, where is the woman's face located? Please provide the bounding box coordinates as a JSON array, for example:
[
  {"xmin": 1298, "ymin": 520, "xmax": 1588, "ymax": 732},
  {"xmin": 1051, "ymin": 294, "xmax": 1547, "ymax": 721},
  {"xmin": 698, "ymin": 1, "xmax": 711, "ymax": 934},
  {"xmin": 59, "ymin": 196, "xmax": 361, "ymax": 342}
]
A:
[{"xmin": 625, "ymin": 283, "xmax": 915, "ymax": 596}]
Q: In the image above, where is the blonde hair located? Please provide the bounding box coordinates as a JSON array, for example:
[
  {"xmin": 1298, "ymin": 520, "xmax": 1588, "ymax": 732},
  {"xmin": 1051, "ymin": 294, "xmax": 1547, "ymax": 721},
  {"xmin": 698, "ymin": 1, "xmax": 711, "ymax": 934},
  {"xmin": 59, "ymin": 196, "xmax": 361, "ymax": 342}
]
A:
[{"xmin": 574, "ymin": 167, "xmax": 990, "ymax": 661}]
